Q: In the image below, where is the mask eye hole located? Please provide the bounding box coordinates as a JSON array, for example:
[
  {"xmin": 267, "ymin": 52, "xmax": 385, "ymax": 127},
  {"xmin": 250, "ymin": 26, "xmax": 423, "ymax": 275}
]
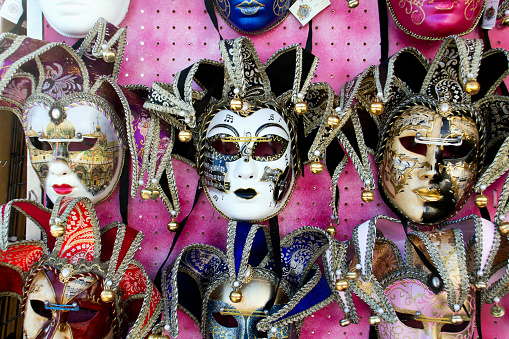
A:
[
  {"xmin": 442, "ymin": 143, "xmax": 472, "ymax": 160},
  {"xmin": 67, "ymin": 137, "xmax": 97, "ymax": 152},
  {"xmin": 441, "ymin": 319, "xmax": 470, "ymax": 333},
  {"xmin": 29, "ymin": 137, "xmax": 52, "ymax": 151},
  {"xmin": 399, "ymin": 136, "xmax": 427, "ymax": 156},
  {"xmin": 212, "ymin": 139, "xmax": 238, "ymax": 156},
  {"xmin": 30, "ymin": 300, "xmax": 52, "ymax": 319},
  {"xmin": 396, "ymin": 312, "xmax": 424, "ymax": 329},
  {"xmin": 253, "ymin": 140, "xmax": 284, "ymax": 157},
  {"xmin": 66, "ymin": 307, "xmax": 98, "ymax": 323},
  {"xmin": 213, "ymin": 312, "xmax": 239, "ymax": 328}
]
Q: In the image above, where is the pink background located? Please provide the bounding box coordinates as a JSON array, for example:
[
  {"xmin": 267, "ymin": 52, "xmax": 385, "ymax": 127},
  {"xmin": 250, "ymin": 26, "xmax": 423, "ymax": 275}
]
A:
[{"xmin": 44, "ymin": 1, "xmax": 509, "ymax": 338}]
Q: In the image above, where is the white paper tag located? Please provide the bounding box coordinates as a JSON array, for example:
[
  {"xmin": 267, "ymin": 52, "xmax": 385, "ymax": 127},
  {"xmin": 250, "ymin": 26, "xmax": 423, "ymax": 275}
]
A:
[
  {"xmin": 0, "ymin": 0, "xmax": 23, "ymax": 24},
  {"xmin": 290, "ymin": 0, "xmax": 331, "ymax": 26},
  {"xmin": 481, "ymin": 0, "xmax": 499, "ymax": 29}
]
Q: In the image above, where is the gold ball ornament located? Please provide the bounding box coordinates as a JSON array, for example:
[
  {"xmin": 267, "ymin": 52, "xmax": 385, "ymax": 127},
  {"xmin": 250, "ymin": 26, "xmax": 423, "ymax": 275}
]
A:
[
  {"xmin": 464, "ymin": 80, "xmax": 480, "ymax": 95},
  {"xmin": 167, "ymin": 219, "xmax": 180, "ymax": 232},
  {"xmin": 335, "ymin": 279, "xmax": 349, "ymax": 291},
  {"xmin": 50, "ymin": 224, "xmax": 65, "ymax": 237},
  {"xmin": 150, "ymin": 189, "xmax": 160, "ymax": 200},
  {"xmin": 475, "ymin": 194, "xmax": 488, "ymax": 208},
  {"xmin": 370, "ymin": 99, "xmax": 383, "ymax": 115},
  {"xmin": 229, "ymin": 290, "xmax": 243, "ymax": 303},
  {"xmin": 230, "ymin": 97, "xmax": 243, "ymax": 111},
  {"xmin": 491, "ymin": 304, "xmax": 505, "ymax": 318},
  {"xmin": 140, "ymin": 189, "xmax": 152, "ymax": 200},
  {"xmin": 327, "ymin": 115, "xmax": 340, "ymax": 129},
  {"xmin": 310, "ymin": 159, "xmax": 324, "ymax": 174},
  {"xmin": 499, "ymin": 222, "xmax": 509, "ymax": 236},
  {"xmin": 369, "ymin": 315, "xmax": 381, "ymax": 326},
  {"xmin": 100, "ymin": 289, "xmax": 115, "ymax": 303},
  {"xmin": 345, "ymin": 271, "xmax": 358, "ymax": 280},
  {"xmin": 361, "ymin": 190, "xmax": 375, "ymax": 203},
  {"xmin": 347, "ymin": 0, "xmax": 359, "ymax": 8},
  {"xmin": 295, "ymin": 101, "xmax": 308, "ymax": 115},
  {"xmin": 340, "ymin": 318, "xmax": 351, "ymax": 327},
  {"xmin": 502, "ymin": 16, "xmax": 509, "ymax": 27},
  {"xmin": 102, "ymin": 50, "xmax": 116, "ymax": 63},
  {"xmin": 178, "ymin": 129, "xmax": 192, "ymax": 143},
  {"xmin": 474, "ymin": 281, "xmax": 487, "ymax": 290},
  {"xmin": 326, "ymin": 224, "xmax": 337, "ymax": 237},
  {"xmin": 148, "ymin": 335, "xmax": 170, "ymax": 339},
  {"xmin": 450, "ymin": 315, "xmax": 464, "ymax": 324}
]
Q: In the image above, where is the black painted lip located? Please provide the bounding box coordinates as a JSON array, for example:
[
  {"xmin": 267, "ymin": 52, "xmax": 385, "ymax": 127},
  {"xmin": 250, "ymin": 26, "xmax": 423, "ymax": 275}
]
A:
[{"xmin": 234, "ymin": 188, "xmax": 258, "ymax": 200}]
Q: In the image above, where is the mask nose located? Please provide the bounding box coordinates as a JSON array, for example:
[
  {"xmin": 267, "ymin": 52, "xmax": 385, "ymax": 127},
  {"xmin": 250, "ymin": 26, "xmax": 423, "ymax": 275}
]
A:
[
  {"xmin": 49, "ymin": 159, "xmax": 71, "ymax": 177},
  {"xmin": 418, "ymin": 145, "xmax": 439, "ymax": 180},
  {"xmin": 234, "ymin": 155, "xmax": 257, "ymax": 180}
]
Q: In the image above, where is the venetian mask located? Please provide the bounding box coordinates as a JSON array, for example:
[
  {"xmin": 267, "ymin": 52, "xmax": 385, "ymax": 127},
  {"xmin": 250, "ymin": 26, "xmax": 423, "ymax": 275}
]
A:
[
  {"xmin": 24, "ymin": 270, "xmax": 114, "ymax": 339},
  {"xmin": 386, "ymin": 0, "xmax": 485, "ymax": 39},
  {"xmin": 380, "ymin": 105, "xmax": 479, "ymax": 224},
  {"xmin": 38, "ymin": 0, "xmax": 130, "ymax": 37},
  {"xmin": 25, "ymin": 102, "xmax": 123, "ymax": 204},
  {"xmin": 202, "ymin": 106, "xmax": 294, "ymax": 222},
  {"xmin": 207, "ymin": 277, "xmax": 293, "ymax": 339},
  {"xmin": 213, "ymin": 0, "xmax": 291, "ymax": 33},
  {"xmin": 379, "ymin": 279, "xmax": 475, "ymax": 339}
]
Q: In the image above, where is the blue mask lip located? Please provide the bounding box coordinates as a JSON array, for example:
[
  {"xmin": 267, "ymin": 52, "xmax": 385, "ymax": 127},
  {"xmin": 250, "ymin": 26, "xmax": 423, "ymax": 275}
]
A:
[{"xmin": 212, "ymin": 0, "xmax": 292, "ymax": 34}]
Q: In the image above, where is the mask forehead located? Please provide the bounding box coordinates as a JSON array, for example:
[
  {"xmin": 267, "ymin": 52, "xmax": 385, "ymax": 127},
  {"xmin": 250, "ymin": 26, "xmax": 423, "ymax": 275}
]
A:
[
  {"xmin": 203, "ymin": 108, "xmax": 294, "ymax": 222},
  {"xmin": 381, "ymin": 106, "xmax": 479, "ymax": 224}
]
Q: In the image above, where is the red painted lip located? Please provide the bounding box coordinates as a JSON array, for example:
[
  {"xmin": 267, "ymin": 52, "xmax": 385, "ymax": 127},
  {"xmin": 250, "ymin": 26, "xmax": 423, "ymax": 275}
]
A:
[{"xmin": 53, "ymin": 184, "xmax": 74, "ymax": 195}]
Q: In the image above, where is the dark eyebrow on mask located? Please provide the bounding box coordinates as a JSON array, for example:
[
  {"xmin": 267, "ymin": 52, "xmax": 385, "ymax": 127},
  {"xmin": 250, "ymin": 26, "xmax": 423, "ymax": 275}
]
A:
[
  {"xmin": 255, "ymin": 123, "xmax": 288, "ymax": 138},
  {"xmin": 209, "ymin": 124, "xmax": 239, "ymax": 136}
]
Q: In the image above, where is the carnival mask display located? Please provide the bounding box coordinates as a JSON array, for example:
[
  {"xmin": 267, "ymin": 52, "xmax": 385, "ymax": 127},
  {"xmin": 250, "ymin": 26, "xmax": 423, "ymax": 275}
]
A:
[
  {"xmin": 386, "ymin": 0, "xmax": 485, "ymax": 39},
  {"xmin": 213, "ymin": 0, "xmax": 291, "ymax": 33},
  {"xmin": 203, "ymin": 106, "xmax": 294, "ymax": 221},
  {"xmin": 0, "ymin": 19, "xmax": 133, "ymax": 205},
  {"xmin": 0, "ymin": 197, "xmax": 162, "ymax": 338},
  {"xmin": 25, "ymin": 103, "xmax": 123, "ymax": 205},
  {"xmin": 380, "ymin": 106, "xmax": 480, "ymax": 224},
  {"xmin": 38, "ymin": 0, "xmax": 130, "ymax": 38}
]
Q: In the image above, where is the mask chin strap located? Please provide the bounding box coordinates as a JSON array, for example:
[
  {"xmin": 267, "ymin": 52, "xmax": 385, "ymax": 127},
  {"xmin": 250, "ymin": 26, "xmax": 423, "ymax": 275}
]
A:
[{"xmin": 257, "ymin": 215, "xmax": 283, "ymax": 338}]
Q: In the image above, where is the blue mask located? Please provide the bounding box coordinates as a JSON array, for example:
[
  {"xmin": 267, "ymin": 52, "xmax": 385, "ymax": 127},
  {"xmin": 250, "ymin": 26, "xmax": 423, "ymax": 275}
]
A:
[{"xmin": 213, "ymin": 0, "xmax": 291, "ymax": 33}]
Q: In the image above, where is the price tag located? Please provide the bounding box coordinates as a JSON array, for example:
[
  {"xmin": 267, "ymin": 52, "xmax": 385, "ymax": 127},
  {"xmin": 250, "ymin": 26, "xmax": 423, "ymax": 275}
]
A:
[
  {"xmin": 481, "ymin": 0, "xmax": 499, "ymax": 29},
  {"xmin": 290, "ymin": 0, "xmax": 331, "ymax": 26}
]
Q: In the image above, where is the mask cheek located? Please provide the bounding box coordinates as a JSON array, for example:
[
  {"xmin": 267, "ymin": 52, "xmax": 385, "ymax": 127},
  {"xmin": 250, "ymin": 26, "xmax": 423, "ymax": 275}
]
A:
[{"xmin": 24, "ymin": 272, "xmax": 56, "ymax": 337}]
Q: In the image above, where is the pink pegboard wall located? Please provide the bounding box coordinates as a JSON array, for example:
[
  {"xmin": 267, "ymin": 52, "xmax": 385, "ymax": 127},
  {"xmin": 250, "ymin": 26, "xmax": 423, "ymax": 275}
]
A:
[{"xmin": 42, "ymin": 0, "xmax": 509, "ymax": 338}]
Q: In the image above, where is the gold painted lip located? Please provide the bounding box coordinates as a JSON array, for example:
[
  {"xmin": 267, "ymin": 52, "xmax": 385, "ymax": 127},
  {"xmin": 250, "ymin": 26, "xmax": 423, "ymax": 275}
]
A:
[
  {"xmin": 413, "ymin": 187, "xmax": 443, "ymax": 202},
  {"xmin": 236, "ymin": 0, "xmax": 265, "ymax": 15}
]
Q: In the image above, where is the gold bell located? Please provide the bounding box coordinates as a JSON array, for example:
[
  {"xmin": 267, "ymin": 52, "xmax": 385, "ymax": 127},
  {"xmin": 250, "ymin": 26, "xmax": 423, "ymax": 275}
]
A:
[
  {"xmin": 369, "ymin": 315, "xmax": 381, "ymax": 326},
  {"xmin": 141, "ymin": 189, "xmax": 152, "ymax": 200},
  {"xmin": 345, "ymin": 271, "xmax": 358, "ymax": 280},
  {"xmin": 102, "ymin": 50, "xmax": 116, "ymax": 63},
  {"xmin": 167, "ymin": 219, "xmax": 180, "ymax": 232},
  {"xmin": 499, "ymin": 222, "xmax": 509, "ymax": 236},
  {"xmin": 475, "ymin": 194, "xmax": 488, "ymax": 208},
  {"xmin": 361, "ymin": 190, "xmax": 375, "ymax": 203},
  {"xmin": 464, "ymin": 80, "xmax": 480, "ymax": 95},
  {"xmin": 327, "ymin": 115, "xmax": 340, "ymax": 129},
  {"xmin": 475, "ymin": 281, "xmax": 487, "ymax": 290},
  {"xmin": 340, "ymin": 318, "xmax": 351, "ymax": 327},
  {"xmin": 150, "ymin": 189, "xmax": 160, "ymax": 200},
  {"xmin": 326, "ymin": 224, "xmax": 337, "ymax": 237},
  {"xmin": 310, "ymin": 158, "xmax": 324, "ymax": 174},
  {"xmin": 335, "ymin": 279, "xmax": 349, "ymax": 291},
  {"xmin": 450, "ymin": 315, "xmax": 463, "ymax": 324},
  {"xmin": 230, "ymin": 97, "xmax": 243, "ymax": 111},
  {"xmin": 491, "ymin": 304, "xmax": 505, "ymax": 318},
  {"xmin": 347, "ymin": 0, "xmax": 359, "ymax": 8},
  {"xmin": 178, "ymin": 129, "xmax": 192, "ymax": 143},
  {"xmin": 50, "ymin": 224, "xmax": 65, "ymax": 237},
  {"xmin": 502, "ymin": 15, "xmax": 509, "ymax": 27},
  {"xmin": 100, "ymin": 289, "xmax": 115, "ymax": 303},
  {"xmin": 295, "ymin": 101, "xmax": 308, "ymax": 115},
  {"xmin": 370, "ymin": 97, "xmax": 383, "ymax": 115},
  {"xmin": 229, "ymin": 290, "xmax": 242, "ymax": 303},
  {"xmin": 147, "ymin": 334, "xmax": 160, "ymax": 339}
]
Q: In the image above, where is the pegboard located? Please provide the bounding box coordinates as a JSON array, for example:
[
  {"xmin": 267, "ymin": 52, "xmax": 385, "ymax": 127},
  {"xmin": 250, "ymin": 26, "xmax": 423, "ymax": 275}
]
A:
[{"xmin": 42, "ymin": 0, "xmax": 509, "ymax": 338}]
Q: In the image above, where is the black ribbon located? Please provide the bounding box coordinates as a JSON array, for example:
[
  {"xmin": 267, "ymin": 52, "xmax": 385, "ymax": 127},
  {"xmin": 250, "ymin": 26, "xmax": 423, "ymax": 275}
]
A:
[
  {"xmin": 9, "ymin": 0, "xmax": 26, "ymax": 34},
  {"xmin": 377, "ymin": 0, "xmax": 389, "ymax": 62},
  {"xmin": 154, "ymin": 184, "xmax": 203, "ymax": 289},
  {"xmin": 204, "ymin": 0, "xmax": 223, "ymax": 40},
  {"xmin": 118, "ymin": 157, "xmax": 129, "ymax": 225}
]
